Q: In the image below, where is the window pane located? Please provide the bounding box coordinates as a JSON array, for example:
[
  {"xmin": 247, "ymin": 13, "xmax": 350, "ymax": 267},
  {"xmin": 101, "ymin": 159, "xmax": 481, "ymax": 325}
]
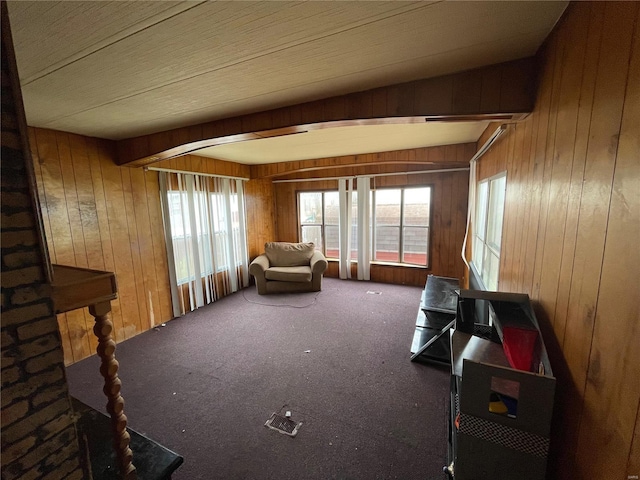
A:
[
  {"xmin": 374, "ymin": 189, "xmax": 400, "ymax": 225},
  {"xmin": 300, "ymin": 192, "xmax": 322, "ymax": 225},
  {"xmin": 168, "ymin": 192, "xmax": 190, "ymax": 237},
  {"xmin": 325, "ymin": 225, "xmax": 339, "ymax": 258},
  {"xmin": 487, "ymin": 175, "xmax": 506, "ymax": 252},
  {"xmin": 482, "ymin": 250, "xmax": 500, "ymax": 291},
  {"xmin": 403, "ymin": 226, "xmax": 428, "ymax": 265},
  {"xmin": 476, "ymin": 181, "xmax": 488, "ymax": 241},
  {"xmin": 301, "ymin": 225, "xmax": 322, "ymax": 251},
  {"xmin": 375, "ymin": 226, "xmax": 399, "ymax": 262},
  {"xmin": 473, "ymin": 237, "xmax": 484, "ymax": 272},
  {"xmin": 324, "ymin": 191, "xmax": 339, "ymax": 225},
  {"xmin": 173, "ymin": 236, "xmax": 190, "ymax": 284},
  {"xmin": 403, "ymin": 187, "xmax": 430, "ymax": 226}
]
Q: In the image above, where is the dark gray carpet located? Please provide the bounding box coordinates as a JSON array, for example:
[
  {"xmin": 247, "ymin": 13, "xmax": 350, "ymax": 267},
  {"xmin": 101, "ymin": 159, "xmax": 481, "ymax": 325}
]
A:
[{"xmin": 66, "ymin": 278, "xmax": 450, "ymax": 480}]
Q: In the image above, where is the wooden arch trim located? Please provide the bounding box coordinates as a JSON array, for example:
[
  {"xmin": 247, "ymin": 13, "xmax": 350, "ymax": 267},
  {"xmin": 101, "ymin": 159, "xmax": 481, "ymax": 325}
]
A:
[{"xmin": 116, "ymin": 57, "xmax": 535, "ymax": 167}]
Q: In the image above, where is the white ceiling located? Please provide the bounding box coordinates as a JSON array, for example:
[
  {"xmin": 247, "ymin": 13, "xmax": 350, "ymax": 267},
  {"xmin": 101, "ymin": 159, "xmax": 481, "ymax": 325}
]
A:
[
  {"xmin": 6, "ymin": 1, "xmax": 567, "ymax": 163},
  {"xmin": 195, "ymin": 121, "xmax": 490, "ymax": 164}
]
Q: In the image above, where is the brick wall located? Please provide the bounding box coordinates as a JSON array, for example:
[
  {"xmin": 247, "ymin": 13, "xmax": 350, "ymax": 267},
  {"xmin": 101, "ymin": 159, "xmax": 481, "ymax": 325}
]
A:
[{"xmin": 1, "ymin": 4, "xmax": 85, "ymax": 479}]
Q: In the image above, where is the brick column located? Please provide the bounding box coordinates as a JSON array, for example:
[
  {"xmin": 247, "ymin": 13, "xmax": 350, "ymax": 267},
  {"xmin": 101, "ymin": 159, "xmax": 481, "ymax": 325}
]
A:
[{"xmin": 1, "ymin": 3, "xmax": 86, "ymax": 479}]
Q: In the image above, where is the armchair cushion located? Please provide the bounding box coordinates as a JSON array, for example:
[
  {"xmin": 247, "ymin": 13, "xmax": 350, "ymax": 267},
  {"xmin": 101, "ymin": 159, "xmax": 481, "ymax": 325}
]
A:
[
  {"xmin": 265, "ymin": 266, "xmax": 312, "ymax": 282},
  {"xmin": 264, "ymin": 242, "xmax": 315, "ymax": 267}
]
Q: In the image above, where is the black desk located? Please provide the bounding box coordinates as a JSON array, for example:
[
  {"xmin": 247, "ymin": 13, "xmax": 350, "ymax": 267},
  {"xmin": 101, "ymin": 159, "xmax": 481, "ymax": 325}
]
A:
[{"xmin": 72, "ymin": 398, "xmax": 184, "ymax": 480}]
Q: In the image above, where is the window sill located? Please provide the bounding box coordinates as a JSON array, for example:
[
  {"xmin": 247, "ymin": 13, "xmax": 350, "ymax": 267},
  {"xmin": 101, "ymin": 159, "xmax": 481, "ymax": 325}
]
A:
[{"xmin": 325, "ymin": 258, "xmax": 428, "ymax": 269}]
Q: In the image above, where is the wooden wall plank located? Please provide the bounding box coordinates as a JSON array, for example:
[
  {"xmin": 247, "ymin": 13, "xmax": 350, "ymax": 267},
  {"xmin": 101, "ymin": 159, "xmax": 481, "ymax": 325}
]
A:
[
  {"xmin": 514, "ymin": 118, "xmax": 534, "ymax": 291},
  {"xmin": 498, "ymin": 125, "xmax": 518, "ymax": 292},
  {"xmin": 130, "ymin": 167, "xmax": 163, "ymax": 330},
  {"xmin": 530, "ymin": 21, "xmax": 565, "ymax": 302},
  {"xmin": 96, "ymin": 149, "xmax": 135, "ymax": 341},
  {"xmin": 68, "ymin": 133, "xmax": 102, "ymax": 354},
  {"xmin": 244, "ymin": 178, "xmax": 275, "ymax": 260},
  {"xmin": 32, "ymin": 128, "xmax": 73, "ymax": 365},
  {"xmin": 510, "ymin": 123, "xmax": 527, "ymax": 289},
  {"xmin": 121, "ymin": 168, "xmax": 149, "ymax": 335},
  {"xmin": 143, "ymin": 170, "xmax": 173, "ymax": 322},
  {"xmin": 120, "ymin": 168, "xmax": 150, "ymax": 336}
]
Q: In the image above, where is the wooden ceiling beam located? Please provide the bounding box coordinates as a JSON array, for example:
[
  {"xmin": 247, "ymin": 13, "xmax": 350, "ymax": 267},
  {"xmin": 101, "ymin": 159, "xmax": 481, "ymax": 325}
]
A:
[{"xmin": 116, "ymin": 57, "xmax": 535, "ymax": 167}]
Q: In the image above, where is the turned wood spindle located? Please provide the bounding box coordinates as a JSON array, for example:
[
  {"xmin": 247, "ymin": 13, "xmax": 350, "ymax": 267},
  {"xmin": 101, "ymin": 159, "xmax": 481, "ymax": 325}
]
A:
[{"xmin": 89, "ymin": 301, "xmax": 137, "ymax": 480}]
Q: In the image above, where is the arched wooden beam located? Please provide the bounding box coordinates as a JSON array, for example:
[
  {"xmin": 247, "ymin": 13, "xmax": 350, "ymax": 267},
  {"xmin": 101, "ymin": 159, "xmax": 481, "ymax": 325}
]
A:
[{"xmin": 116, "ymin": 58, "xmax": 534, "ymax": 166}]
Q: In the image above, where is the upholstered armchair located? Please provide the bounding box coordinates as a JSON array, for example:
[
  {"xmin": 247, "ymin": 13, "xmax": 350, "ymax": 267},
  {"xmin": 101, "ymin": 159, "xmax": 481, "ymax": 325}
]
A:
[{"xmin": 249, "ymin": 242, "xmax": 328, "ymax": 295}]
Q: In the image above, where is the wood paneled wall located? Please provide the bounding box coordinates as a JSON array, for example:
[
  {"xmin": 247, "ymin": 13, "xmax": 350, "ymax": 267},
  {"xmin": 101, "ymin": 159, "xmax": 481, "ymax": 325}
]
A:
[
  {"xmin": 273, "ymin": 160, "xmax": 469, "ymax": 286},
  {"xmin": 471, "ymin": 3, "xmax": 639, "ymax": 478},
  {"xmin": 28, "ymin": 127, "xmax": 174, "ymax": 365},
  {"xmin": 244, "ymin": 178, "xmax": 275, "ymax": 260}
]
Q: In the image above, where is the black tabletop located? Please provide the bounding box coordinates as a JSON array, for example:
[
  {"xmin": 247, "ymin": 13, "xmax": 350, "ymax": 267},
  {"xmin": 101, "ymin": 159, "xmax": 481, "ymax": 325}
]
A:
[{"xmin": 72, "ymin": 397, "xmax": 184, "ymax": 480}]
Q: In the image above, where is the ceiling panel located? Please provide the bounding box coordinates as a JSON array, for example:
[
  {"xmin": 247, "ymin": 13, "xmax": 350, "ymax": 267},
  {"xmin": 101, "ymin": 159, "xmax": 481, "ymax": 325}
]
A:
[
  {"xmin": 7, "ymin": 1, "xmax": 568, "ymax": 141},
  {"xmin": 14, "ymin": 1, "xmax": 423, "ymax": 125},
  {"xmin": 7, "ymin": 1, "xmax": 197, "ymax": 82}
]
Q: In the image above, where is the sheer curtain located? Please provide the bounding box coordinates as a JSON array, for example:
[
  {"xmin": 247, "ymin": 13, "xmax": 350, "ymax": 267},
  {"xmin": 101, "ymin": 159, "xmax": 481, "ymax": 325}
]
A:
[
  {"xmin": 159, "ymin": 171, "xmax": 249, "ymax": 316},
  {"xmin": 356, "ymin": 176, "xmax": 371, "ymax": 280},
  {"xmin": 338, "ymin": 178, "xmax": 353, "ymax": 279},
  {"xmin": 338, "ymin": 176, "xmax": 372, "ymax": 281}
]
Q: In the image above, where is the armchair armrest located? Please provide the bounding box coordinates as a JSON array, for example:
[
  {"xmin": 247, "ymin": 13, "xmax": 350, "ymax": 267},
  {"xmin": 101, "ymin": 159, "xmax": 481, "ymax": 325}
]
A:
[
  {"xmin": 310, "ymin": 251, "xmax": 328, "ymax": 274},
  {"xmin": 249, "ymin": 254, "xmax": 270, "ymax": 295},
  {"xmin": 249, "ymin": 254, "xmax": 270, "ymax": 276}
]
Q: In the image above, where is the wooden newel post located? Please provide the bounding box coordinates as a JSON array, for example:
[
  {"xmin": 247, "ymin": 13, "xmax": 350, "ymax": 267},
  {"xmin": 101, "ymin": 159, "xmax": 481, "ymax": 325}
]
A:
[{"xmin": 89, "ymin": 301, "xmax": 137, "ymax": 480}]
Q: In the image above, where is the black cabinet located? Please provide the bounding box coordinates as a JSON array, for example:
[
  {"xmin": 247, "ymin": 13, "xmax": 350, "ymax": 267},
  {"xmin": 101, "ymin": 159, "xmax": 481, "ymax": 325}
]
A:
[
  {"xmin": 410, "ymin": 275, "xmax": 459, "ymax": 365},
  {"xmin": 446, "ymin": 290, "xmax": 555, "ymax": 480}
]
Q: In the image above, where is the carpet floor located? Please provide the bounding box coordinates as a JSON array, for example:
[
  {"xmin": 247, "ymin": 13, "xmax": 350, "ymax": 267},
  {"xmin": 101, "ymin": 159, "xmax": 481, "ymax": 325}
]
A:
[{"xmin": 66, "ymin": 278, "xmax": 450, "ymax": 480}]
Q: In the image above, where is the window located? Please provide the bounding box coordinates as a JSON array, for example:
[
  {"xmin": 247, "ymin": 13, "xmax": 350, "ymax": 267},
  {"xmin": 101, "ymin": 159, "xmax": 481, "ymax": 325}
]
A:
[
  {"xmin": 372, "ymin": 187, "xmax": 431, "ymax": 266},
  {"xmin": 160, "ymin": 172, "xmax": 249, "ymax": 317},
  {"xmin": 473, "ymin": 173, "xmax": 506, "ymax": 291},
  {"xmin": 299, "ymin": 186, "xmax": 431, "ymax": 267},
  {"xmin": 299, "ymin": 191, "xmax": 339, "ymax": 258}
]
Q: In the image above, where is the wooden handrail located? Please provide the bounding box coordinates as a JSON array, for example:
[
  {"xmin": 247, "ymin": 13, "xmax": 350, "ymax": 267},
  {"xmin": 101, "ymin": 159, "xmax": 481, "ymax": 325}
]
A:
[{"xmin": 51, "ymin": 264, "xmax": 136, "ymax": 480}]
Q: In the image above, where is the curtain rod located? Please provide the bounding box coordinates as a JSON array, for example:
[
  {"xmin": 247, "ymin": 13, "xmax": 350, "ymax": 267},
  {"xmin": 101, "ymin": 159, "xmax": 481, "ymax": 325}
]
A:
[
  {"xmin": 272, "ymin": 167, "xmax": 470, "ymax": 183},
  {"xmin": 145, "ymin": 166, "xmax": 249, "ymax": 181}
]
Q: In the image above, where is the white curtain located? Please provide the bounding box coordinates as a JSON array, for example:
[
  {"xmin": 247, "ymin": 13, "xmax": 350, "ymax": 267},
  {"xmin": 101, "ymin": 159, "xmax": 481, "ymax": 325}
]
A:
[
  {"xmin": 159, "ymin": 171, "xmax": 249, "ymax": 316},
  {"xmin": 462, "ymin": 158, "xmax": 476, "ymax": 270},
  {"xmin": 338, "ymin": 178, "xmax": 353, "ymax": 279},
  {"xmin": 356, "ymin": 176, "xmax": 371, "ymax": 281}
]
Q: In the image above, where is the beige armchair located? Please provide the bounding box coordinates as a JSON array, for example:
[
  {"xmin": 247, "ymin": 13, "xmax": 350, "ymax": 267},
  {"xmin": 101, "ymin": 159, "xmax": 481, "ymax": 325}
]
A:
[{"xmin": 249, "ymin": 242, "xmax": 328, "ymax": 295}]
